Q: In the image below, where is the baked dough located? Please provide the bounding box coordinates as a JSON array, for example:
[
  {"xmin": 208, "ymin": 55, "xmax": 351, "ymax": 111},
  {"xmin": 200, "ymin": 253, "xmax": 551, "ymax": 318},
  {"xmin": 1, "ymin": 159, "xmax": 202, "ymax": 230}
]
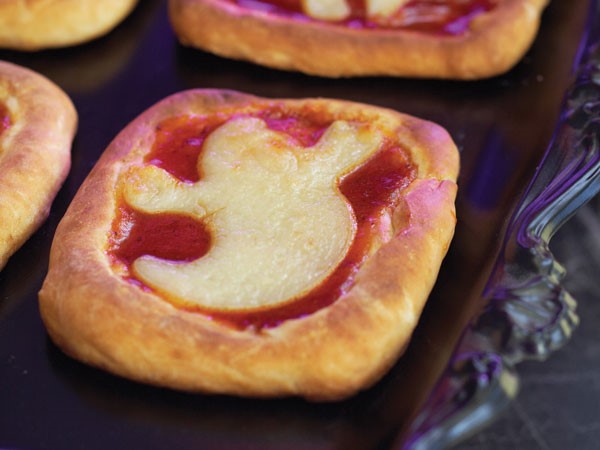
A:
[
  {"xmin": 0, "ymin": 60, "xmax": 76, "ymax": 270},
  {"xmin": 0, "ymin": 0, "xmax": 139, "ymax": 50},
  {"xmin": 168, "ymin": 0, "xmax": 550, "ymax": 79},
  {"xmin": 39, "ymin": 89, "xmax": 458, "ymax": 400}
]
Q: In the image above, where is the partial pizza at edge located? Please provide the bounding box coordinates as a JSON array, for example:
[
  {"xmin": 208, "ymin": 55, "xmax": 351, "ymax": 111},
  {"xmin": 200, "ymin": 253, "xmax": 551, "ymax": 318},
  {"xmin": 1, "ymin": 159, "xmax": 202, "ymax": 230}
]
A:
[
  {"xmin": 0, "ymin": 0, "xmax": 139, "ymax": 51},
  {"xmin": 168, "ymin": 0, "xmax": 550, "ymax": 79},
  {"xmin": 0, "ymin": 61, "xmax": 76, "ymax": 270},
  {"xmin": 39, "ymin": 89, "xmax": 458, "ymax": 400}
]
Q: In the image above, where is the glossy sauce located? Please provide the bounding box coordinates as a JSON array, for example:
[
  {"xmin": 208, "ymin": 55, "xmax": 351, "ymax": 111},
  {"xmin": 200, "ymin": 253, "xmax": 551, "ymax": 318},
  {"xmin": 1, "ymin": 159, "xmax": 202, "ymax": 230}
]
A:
[
  {"xmin": 145, "ymin": 108, "xmax": 331, "ymax": 182},
  {"xmin": 0, "ymin": 102, "xmax": 11, "ymax": 137},
  {"xmin": 235, "ymin": 0, "xmax": 498, "ymax": 35},
  {"xmin": 146, "ymin": 114, "xmax": 226, "ymax": 183},
  {"xmin": 108, "ymin": 111, "xmax": 415, "ymax": 329},
  {"xmin": 109, "ymin": 206, "xmax": 212, "ymax": 267}
]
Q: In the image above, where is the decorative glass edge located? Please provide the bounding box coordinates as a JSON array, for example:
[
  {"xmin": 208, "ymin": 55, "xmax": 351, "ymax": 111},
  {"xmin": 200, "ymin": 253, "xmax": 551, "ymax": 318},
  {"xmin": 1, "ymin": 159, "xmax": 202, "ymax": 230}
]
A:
[{"xmin": 399, "ymin": 1, "xmax": 600, "ymax": 448}]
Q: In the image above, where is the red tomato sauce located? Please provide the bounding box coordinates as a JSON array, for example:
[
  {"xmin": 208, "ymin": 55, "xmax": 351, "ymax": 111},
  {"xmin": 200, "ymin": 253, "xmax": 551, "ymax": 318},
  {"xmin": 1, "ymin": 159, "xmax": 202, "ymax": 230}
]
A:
[
  {"xmin": 108, "ymin": 112, "xmax": 415, "ymax": 330},
  {"xmin": 145, "ymin": 114, "xmax": 226, "ymax": 183},
  {"xmin": 235, "ymin": 0, "xmax": 498, "ymax": 35},
  {"xmin": 0, "ymin": 103, "xmax": 11, "ymax": 137},
  {"xmin": 144, "ymin": 107, "xmax": 332, "ymax": 182},
  {"xmin": 109, "ymin": 206, "xmax": 212, "ymax": 267}
]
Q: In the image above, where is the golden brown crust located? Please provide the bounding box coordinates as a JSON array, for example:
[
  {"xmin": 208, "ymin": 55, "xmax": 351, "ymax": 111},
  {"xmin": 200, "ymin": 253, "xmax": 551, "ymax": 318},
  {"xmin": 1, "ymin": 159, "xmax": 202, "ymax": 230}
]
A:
[
  {"xmin": 0, "ymin": 60, "xmax": 76, "ymax": 270},
  {"xmin": 39, "ymin": 89, "xmax": 458, "ymax": 400},
  {"xmin": 0, "ymin": 0, "xmax": 139, "ymax": 50},
  {"xmin": 168, "ymin": 0, "xmax": 549, "ymax": 79}
]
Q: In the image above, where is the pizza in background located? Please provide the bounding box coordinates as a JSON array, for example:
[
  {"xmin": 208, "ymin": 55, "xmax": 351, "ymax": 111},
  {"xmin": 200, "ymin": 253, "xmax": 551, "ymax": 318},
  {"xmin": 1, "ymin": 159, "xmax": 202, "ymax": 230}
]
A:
[
  {"xmin": 0, "ymin": 60, "xmax": 76, "ymax": 270},
  {"xmin": 0, "ymin": 0, "xmax": 139, "ymax": 50},
  {"xmin": 169, "ymin": 0, "xmax": 550, "ymax": 78}
]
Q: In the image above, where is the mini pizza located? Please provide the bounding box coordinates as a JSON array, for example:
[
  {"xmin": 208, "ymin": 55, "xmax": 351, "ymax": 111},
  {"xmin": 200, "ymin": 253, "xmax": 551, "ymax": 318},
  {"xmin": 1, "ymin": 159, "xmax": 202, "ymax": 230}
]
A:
[
  {"xmin": 0, "ymin": 61, "xmax": 76, "ymax": 270},
  {"xmin": 39, "ymin": 89, "xmax": 458, "ymax": 400},
  {"xmin": 0, "ymin": 0, "xmax": 139, "ymax": 51},
  {"xmin": 169, "ymin": 0, "xmax": 550, "ymax": 79}
]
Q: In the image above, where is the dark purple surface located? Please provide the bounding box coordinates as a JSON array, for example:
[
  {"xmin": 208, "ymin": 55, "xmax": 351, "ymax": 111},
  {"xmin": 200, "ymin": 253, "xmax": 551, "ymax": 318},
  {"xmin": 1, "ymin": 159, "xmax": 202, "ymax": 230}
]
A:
[{"xmin": 0, "ymin": 1, "xmax": 594, "ymax": 448}]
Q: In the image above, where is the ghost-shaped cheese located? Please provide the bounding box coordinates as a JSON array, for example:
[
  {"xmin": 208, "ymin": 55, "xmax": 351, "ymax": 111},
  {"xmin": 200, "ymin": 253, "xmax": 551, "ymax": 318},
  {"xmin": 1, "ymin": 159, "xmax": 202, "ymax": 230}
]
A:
[{"xmin": 122, "ymin": 117, "xmax": 382, "ymax": 310}]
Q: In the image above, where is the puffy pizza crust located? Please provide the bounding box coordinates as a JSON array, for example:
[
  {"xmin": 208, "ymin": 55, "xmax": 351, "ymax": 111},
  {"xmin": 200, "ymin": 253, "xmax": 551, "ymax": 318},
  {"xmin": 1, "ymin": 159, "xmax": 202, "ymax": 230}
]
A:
[
  {"xmin": 0, "ymin": 0, "xmax": 139, "ymax": 50},
  {"xmin": 39, "ymin": 90, "xmax": 458, "ymax": 400},
  {"xmin": 0, "ymin": 60, "xmax": 76, "ymax": 270},
  {"xmin": 169, "ymin": 0, "xmax": 550, "ymax": 79}
]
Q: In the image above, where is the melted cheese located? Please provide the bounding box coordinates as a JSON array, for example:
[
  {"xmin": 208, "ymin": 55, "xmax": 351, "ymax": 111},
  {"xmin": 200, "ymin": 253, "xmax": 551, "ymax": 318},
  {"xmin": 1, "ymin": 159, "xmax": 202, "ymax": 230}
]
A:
[
  {"xmin": 300, "ymin": 0, "xmax": 409, "ymax": 21},
  {"xmin": 123, "ymin": 117, "xmax": 382, "ymax": 310},
  {"xmin": 365, "ymin": 0, "xmax": 409, "ymax": 18},
  {"xmin": 301, "ymin": 0, "xmax": 350, "ymax": 20}
]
